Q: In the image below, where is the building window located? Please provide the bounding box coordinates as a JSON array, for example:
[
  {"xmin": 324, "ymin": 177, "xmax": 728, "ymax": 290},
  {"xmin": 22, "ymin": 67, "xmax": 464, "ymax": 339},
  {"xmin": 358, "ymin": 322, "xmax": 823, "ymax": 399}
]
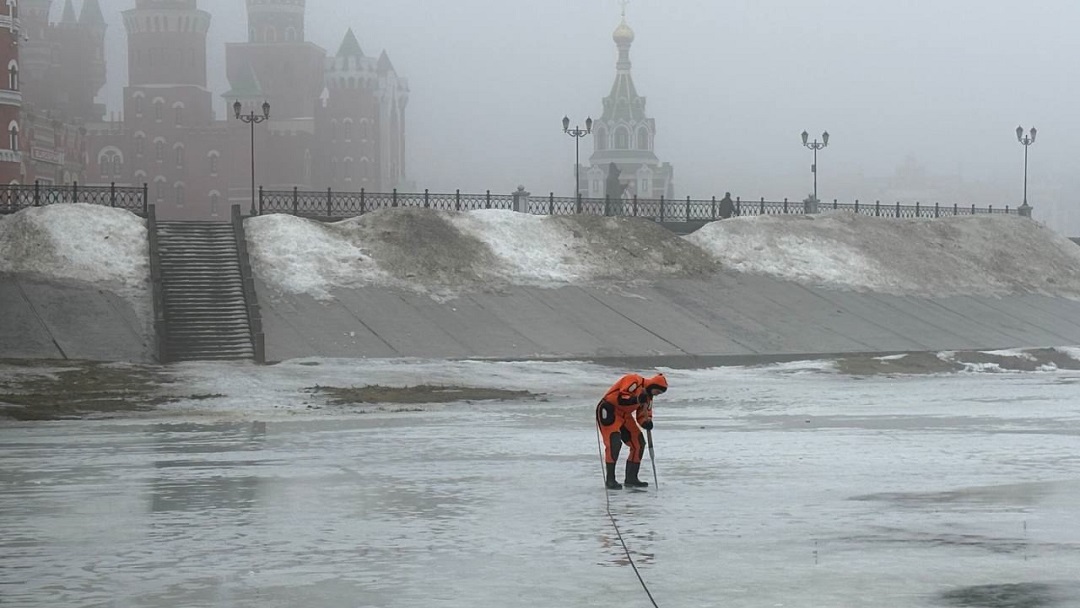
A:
[
  {"xmin": 174, "ymin": 105, "xmax": 183, "ymax": 126},
  {"xmin": 135, "ymin": 134, "xmax": 145, "ymax": 156},
  {"xmin": 154, "ymin": 100, "xmax": 163, "ymax": 122},
  {"xmin": 285, "ymin": 27, "xmax": 297, "ymax": 42},
  {"xmin": 614, "ymin": 127, "xmax": 630, "ymax": 150},
  {"xmin": 175, "ymin": 146, "xmax": 184, "ymax": 168},
  {"xmin": 134, "ymin": 94, "xmax": 144, "ymax": 117},
  {"xmin": 99, "ymin": 150, "xmax": 123, "ymax": 178},
  {"xmin": 155, "ymin": 180, "xmax": 166, "ymax": 201},
  {"xmin": 637, "ymin": 127, "xmax": 649, "ymax": 150},
  {"xmin": 155, "ymin": 141, "xmax": 165, "ymax": 162},
  {"xmin": 8, "ymin": 61, "xmax": 18, "ymax": 91},
  {"xmin": 210, "ymin": 191, "xmax": 220, "ymax": 216},
  {"xmin": 344, "ymin": 120, "xmax": 353, "ymax": 142},
  {"xmin": 208, "ymin": 153, "xmax": 219, "ymax": 175},
  {"xmin": 8, "ymin": 122, "xmax": 17, "ymax": 151},
  {"xmin": 174, "ymin": 184, "xmax": 184, "ymax": 206}
]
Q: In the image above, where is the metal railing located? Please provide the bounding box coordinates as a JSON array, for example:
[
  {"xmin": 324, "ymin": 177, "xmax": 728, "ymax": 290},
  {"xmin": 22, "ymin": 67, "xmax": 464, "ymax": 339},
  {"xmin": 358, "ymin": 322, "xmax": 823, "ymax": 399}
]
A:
[
  {"xmin": 258, "ymin": 187, "xmax": 1025, "ymax": 223},
  {"xmin": 0, "ymin": 182, "xmax": 149, "ymax": 217}
]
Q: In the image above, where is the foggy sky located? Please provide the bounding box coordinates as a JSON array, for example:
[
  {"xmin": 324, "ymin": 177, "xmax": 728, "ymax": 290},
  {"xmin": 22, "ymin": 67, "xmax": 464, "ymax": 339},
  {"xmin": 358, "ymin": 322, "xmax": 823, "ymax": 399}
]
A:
[{"xmin": 80, "ymin": 1, "xmax": 1080, "ymax": 234}]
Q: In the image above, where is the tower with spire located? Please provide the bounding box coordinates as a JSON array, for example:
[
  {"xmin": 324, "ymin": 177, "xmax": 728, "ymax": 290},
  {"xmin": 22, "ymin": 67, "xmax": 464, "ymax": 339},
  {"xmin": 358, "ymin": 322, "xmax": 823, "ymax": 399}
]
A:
[{"xmin": 584, "ymin": 5, "xmax": 674, "ymax": 200}]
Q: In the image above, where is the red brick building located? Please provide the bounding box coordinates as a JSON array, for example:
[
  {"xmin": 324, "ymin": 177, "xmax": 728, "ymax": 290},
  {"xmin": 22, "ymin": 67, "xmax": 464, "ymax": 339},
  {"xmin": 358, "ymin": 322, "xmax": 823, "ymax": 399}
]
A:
[{"xmin": 77, "ymin": 0, "xmax": 409, "ymax": 220}]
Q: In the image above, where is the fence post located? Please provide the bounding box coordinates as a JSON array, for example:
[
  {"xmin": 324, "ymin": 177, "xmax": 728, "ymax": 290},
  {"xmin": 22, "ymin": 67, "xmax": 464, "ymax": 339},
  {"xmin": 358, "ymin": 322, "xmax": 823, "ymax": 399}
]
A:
[
  {"xmin": 34, "ymin": 180, "xmax": 41, "ymax": 206},
  {"xmin": 110, "ymin": 182, "xmax": 116, "ymax": 208},
  {"xmin": 759, "ymin": 197, "xmax": 765, "ymax": 215},
  {"xmin": 736, "ymin": 196, "xmax": 741, "ymax": 216},
  {"xmin": 660, "ymin": 195, "xmax": 666, "ymax": 222},
  {"xmin": 142, "ymin": 183, "xmax": 148, "ymax": 216},
  {"xmin": 393, "ymin": 188, "xmax": 398, "ymax": 208},
  {"xmin": 424, "ymin": 189, "xmax": 430, "ymax": 209},
  {"xmin": 895, "ymin": 201, "xmax": 901, "ymax": 218},
  {"xmin": 833, "ymin": 199, "xmax": 838, "ymax": 210},
  {"xmin": 855, "ymin": 199, "xmax": 860, "ymax": 214},
  {"xmin": 72, "ymin": 181, "xmax": 78, "ymax": 205},
  {"xmin": 259, "ymin": 186, "xmax": 264, "ymax": 216},
  {"xmin": 685, "ymin": 196, "xmax": 691, "ymax": 222},
  {"xmin": 784, "ymin": 198, "xmax": 789, "ymax": 214},
  {"xmin": 935, "ymin": 202, "xmax": 940, "ymax": 218},
  {"xmin": 548, "ymin": 192, "xmax": 554, "ymax": 215},
  {"xmin": 456, "ymin": 189, "xmax": 461, "ymax": 211},
  {"xmin": 293, "ymin": 186, "xmax": 299, "ymax": 215},
  {"xmin": 711, "ymin": 196, "xmax": 716, "ymax": 220},
  {"xmin": 971, "ymin": 204, "xmax": 976, "ymax": 215},
  {"xmin": 360, "ymin": 188, "xmax": 366, "ymax": 214},
  {"xmin": 486, "ymin": 190, "xmax": 492, "ymax": 210},
  {"xmin": 327, "ymin": 187, "xmax": 332, "ymax": 217},
  {"xmin": 604, "ymin": 194, "xmax": 610, "ymax": 217},
  {"xmin": 989, "ymin": 205, "xmax": 993, "ymax": 214},
  {"xmin": 916, "ymin": 201, "xmax": 921, "ymax": 218},
  {"xmin": 633, "ymin": 195, "xmax": 638, "ymax": 217},
  {"xmin": 576, "ymin": 193, "xmax": 582, "ymax": 215}
]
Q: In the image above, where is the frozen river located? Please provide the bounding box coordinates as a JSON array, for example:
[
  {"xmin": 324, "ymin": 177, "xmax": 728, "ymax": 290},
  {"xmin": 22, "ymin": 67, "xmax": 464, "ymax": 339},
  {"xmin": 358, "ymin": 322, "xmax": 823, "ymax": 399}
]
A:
[{"xmin": 3, "ymin": 357, "xmax": 1080, "ymax": 607}]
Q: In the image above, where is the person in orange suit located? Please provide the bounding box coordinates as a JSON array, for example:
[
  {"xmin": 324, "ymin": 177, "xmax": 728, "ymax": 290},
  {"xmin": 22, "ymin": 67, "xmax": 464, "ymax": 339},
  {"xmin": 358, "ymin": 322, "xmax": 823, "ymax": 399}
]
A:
[{"xmin": 595, "ymin": 372, "xmax": 667, "ymax": 489}]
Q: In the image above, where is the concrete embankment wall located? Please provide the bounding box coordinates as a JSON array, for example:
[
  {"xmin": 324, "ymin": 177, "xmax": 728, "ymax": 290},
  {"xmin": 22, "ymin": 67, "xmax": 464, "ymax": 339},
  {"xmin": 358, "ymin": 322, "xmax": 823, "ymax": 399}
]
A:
[
  {"xmin": 257, "ymin": 273, "xmax": 1080, "ymax": 363},
  {"xmin": 0, "ymin": 274, "xmax": 153, "ymax": 362}
]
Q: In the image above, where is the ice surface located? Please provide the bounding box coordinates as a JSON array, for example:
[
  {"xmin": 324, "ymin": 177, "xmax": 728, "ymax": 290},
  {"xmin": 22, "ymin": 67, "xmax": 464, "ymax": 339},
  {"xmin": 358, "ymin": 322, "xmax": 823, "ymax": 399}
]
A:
[{"xmin": 2, "ymin": 358, "xmax": 1080, "ymax": 607}]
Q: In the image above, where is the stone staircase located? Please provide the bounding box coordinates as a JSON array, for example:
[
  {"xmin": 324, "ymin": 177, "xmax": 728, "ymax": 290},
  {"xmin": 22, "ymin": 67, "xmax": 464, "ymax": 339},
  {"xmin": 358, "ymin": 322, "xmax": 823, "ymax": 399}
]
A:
[{"xmin": 156, "ymin": 221, "xmax": 256, "ymax": 362}]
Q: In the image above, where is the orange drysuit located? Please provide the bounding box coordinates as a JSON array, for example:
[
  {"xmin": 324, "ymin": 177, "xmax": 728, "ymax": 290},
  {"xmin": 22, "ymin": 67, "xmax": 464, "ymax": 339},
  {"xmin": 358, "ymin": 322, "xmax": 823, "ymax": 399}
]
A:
[{"xmin": 595, "ymin": 373, "xmax": 664, "ymax": 465}]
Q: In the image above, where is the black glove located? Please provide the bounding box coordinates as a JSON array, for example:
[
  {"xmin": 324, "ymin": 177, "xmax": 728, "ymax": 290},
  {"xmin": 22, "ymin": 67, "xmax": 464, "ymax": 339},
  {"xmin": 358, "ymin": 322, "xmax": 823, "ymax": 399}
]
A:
[
  {"xmin": 642, "ymin": 420, "xmax": 654, "ymax": 431},
  {"xmin": 638, "ymin": 393, "xmax": 651, "ymax": 405},
  {"xmin": 619, "ymin": 427, "xmax": 631, "ymax": 443}
]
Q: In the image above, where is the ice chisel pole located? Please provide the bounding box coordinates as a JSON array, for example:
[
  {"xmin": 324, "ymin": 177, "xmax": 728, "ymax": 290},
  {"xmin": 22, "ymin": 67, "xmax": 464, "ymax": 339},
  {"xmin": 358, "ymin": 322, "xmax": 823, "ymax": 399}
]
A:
[{"xmin": 647, "ymin": 429, "xmax": 658, "ymax": 489}]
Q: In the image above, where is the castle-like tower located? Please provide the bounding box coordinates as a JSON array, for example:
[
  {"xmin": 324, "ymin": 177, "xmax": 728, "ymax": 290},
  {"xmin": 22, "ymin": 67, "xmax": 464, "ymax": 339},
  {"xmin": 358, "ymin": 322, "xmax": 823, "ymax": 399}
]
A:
[{"xmin": 584, "ymin": 9, "xmax": 674, "ymax": 200}]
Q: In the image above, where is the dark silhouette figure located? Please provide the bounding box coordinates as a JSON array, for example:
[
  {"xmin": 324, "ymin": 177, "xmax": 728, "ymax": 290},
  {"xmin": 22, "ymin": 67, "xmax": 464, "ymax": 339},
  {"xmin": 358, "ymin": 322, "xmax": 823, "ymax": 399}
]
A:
[
  {"xmin": 605, "ymin": 163, "xmax": 629, "ymax": 200},
  {"xmin": 718, "ymin": 192, "xmax": 736, "ymax": 219}
]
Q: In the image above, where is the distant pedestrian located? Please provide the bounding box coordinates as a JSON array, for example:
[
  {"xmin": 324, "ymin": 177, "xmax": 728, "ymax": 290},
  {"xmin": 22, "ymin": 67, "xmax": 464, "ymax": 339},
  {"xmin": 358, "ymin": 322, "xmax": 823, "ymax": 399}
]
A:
[{"xmin": 718, "ymin": 192, "xmax": 736, "ymax": 219}]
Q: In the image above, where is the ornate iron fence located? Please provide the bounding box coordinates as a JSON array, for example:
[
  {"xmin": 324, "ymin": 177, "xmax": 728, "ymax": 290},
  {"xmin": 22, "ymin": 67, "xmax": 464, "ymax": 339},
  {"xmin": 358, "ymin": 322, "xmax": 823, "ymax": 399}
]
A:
[
  {"xmin": 257, "ymin": 187, "xmax": 1025, "ymax": 223},
  {"xmin": 0, "ymin": 182, "xmax": 149, "ymax": 217}
]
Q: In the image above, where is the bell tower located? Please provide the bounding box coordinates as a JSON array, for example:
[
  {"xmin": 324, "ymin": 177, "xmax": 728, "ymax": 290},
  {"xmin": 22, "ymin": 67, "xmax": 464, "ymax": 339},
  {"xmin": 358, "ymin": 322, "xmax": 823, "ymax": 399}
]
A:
[{"xmin": 246, "ymin": 0, "xmax": 306, "ymax": 43}]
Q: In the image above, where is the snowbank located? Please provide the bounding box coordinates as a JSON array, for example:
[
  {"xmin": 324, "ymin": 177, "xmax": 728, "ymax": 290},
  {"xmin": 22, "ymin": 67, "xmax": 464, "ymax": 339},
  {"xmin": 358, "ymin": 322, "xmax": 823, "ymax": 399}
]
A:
[
  {"xmin": 247, "ymin": 208, "xmax": 717, "ymax": 300},
  {"xmin": 688, "ymin": 213, "xmax": 1080, "ymax": 297},
  {"xmin": 0, "ymin": 204, "xmax": 149, "ymax": 298}
]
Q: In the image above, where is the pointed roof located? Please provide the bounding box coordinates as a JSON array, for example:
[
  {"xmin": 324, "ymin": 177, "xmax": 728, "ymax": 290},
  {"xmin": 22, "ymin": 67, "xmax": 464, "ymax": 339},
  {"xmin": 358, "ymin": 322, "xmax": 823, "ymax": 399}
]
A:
[
  {"xmin": 60, "ymin": 0, "xmax": 77, "ymax": 24},
  {"xmin": 337, "ymin": 29, "xmax": 364, "ymax": 58},
  {"xmin": 600, "ymin": 16, "xmax": 646, "ymax": 123},
  {"xmin": 222, "ymin": 63, "xmax": 265, "ymax": 100},
  {"xmin": 377, "ymin": 50, "xmax": 395, "ymax": 74},
  {"xmin": 79, "ymin": 0, "xmax": 106, "ymax": 25}
]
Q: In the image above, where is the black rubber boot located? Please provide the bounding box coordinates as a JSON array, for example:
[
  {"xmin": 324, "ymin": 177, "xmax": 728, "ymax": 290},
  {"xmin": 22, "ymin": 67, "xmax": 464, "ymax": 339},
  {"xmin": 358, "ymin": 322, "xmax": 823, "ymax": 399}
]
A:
[
  {"xmin": 605, "ymin": 462, "xmax": 623, "ymax": 490},
  {"xmin": 624, "ymin": 461, "xmax": 649, "ymax": 488}
]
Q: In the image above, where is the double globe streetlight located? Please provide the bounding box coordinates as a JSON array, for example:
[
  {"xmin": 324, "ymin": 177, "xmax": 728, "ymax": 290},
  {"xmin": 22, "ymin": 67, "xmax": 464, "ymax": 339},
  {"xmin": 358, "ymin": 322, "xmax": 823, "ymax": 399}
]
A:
[
  {"xmin": 563, "ymin": 116, "xmax": 593, "ymax": 201},
  {"xmin": 233, "ymin": 100, "xmax": 271, "ymax": 216},
  {"xmin": 1016, "ymin": 126, "xmax": 1036, "ymax": 210},
  {"xmin": 801, "ymin": 130, "xmax": 829, "ymax": 203}
]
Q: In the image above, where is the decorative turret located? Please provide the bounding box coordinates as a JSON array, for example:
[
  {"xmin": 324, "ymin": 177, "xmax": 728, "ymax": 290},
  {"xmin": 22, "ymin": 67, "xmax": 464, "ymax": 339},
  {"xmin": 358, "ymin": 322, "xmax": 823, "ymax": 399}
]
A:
[
  {"xmin": 246, "ymin": 0, "xmax": 306, "ymax": 43},
  {"xmin": 326, "ymin": 29, "xmax": 377, "ymax": 90},
  {"xmin": 60, "ymin": 0, "xmax": 77, "ymax": 25}
]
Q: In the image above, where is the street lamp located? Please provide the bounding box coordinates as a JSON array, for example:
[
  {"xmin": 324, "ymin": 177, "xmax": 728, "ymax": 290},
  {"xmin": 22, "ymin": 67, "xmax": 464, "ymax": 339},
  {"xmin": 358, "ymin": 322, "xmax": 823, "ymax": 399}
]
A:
[
  {"xmin": 233, "ymin": 100, "xmax": 270, "ymax": 216},
  {"xmin": 801, "ymin": 130, "xmax": 829, "ymax": 202},
  {"xmin": 563, "ymin": 115, "xmax": 593, "ymax": 201},
  {"xmin": 1016, "ymin": 125, "xmax": 1037, "ymax": 209}
]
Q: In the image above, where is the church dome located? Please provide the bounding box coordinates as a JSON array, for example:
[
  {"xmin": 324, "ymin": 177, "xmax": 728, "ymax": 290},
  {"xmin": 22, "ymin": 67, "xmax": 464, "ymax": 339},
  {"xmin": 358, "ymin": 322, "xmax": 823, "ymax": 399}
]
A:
[{"xmin": 613, "ymin": 18, "xmax": 635, "ymax": 44}]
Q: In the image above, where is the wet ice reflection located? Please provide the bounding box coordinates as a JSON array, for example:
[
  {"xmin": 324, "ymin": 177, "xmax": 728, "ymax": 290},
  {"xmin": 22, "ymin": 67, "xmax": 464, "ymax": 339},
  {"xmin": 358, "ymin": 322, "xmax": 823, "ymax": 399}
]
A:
[{"xmin": 2, "ymin": 364, "xmax": 1080, "ymax": 607}]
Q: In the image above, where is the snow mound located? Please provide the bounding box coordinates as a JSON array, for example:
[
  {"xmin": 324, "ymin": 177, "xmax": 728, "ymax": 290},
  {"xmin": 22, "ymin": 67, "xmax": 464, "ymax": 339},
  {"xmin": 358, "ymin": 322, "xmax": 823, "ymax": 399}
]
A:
[
  {"xmin": 0, "ymin": 204, "xmax": 149, "ymax": 298},
  {"xmin": 688, "ymin": 213, "xmax": 1080, "ymax": 297},
  {"xmin": 248, "ymin": 208, "xmax": 719, "ymax": 300}
]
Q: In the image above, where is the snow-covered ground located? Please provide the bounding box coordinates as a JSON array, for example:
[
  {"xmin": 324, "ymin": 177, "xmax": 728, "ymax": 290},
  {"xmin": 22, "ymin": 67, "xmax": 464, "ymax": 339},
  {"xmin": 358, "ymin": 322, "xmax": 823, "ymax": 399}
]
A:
[
  {"xmin": 2, "ymin": 357, "xmax": 1080, "ymax": 607},
  {"xmin": 0, "ymin": 204, "xmax": 149, "ymax": 299},
  {"xmin": 688, "ymin": 212, "xmax": 1080, "ymax": 298}
]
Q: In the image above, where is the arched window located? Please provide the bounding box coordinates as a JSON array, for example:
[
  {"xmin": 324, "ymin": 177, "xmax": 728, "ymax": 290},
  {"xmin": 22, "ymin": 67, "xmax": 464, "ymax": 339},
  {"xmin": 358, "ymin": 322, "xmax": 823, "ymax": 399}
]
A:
[
  {"xmin": 360, "ymin": 158, "xmax": 372, "ymax": 181},
  {"xmin": 614, "ymin": 127, "xmax": 630, "ymax": 150},
  {"xmin": 208, "ymin": 151, "xmax": 219, "ymax": 175},
  {"xmin": 361, "ymin": 120, "xmax": 373, "ymax": 141},
  {"xmin": 174, "ymin": 183, "xmax": 185, "ymax": 206},
  {"xmin": 134, "ymin": 132, "xmax": 146, "ymax": 156},
  {"xmin": 154, "ymin": 139, "xmax": 165, "ymax": 162},
  {"xmin": 344, "ymin": 119, "xmax": 353, "ymax": 142},
  {"xmin": 8, "ymin": 121, "xmax": 18, "ymax": 151},
  {"xmin": 209, "ymin": 191, "xmax": 221, "ymax": 216},
  {"xmin": 154, "ymin": 177, "xmax": 166, "ymax": 201},
  {"xmin": 133, "ymin": 92, "xmax": 145, "ymax": 117},
  {"xmin": 343, "ymin": 157, "xmax": 354, "ymax": 182},
  {"xmin": 174, "ymin": 144, "xmax": 184, "ymax": 168},
  {"xmin": 173, "ymin": 102, "xmax": 184, "ymax": 126},
  {"xmin": 285, "ymin": 27, "xmax": 297, "ymax": 42},
  {"xmin": 98, "ymin": 147, "xmax": 123, "ymax": 179},
  {"xmin": 594, "ymin": 127, "xmax": 607, "ymax": 151},
  {"xmin": 153, "ymin": 98, "xmax": 164, "ymax": 122},
  {"xmin": 637, "ymin": 126, "xmax": 650, "ymax": 150},
  {"xmin": 265, "ymin": 26, "xmax": 277, "ymax": 42},
  {"xmin": 8, "ymin": 60, "xmax": 18, "ymax": 91}
]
